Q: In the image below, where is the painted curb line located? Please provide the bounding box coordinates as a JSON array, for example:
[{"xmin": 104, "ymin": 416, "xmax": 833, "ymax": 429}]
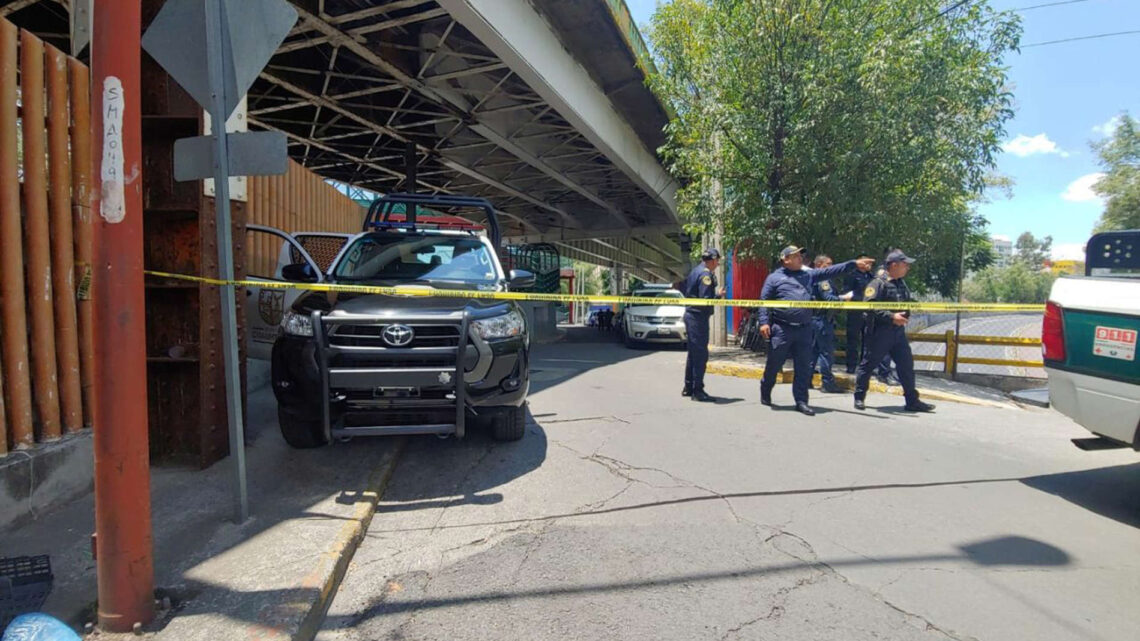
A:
[
  {"xmin": 706, "ymin": 362, "xmax": 1014, "ymax": 409},
  {"xmin": 294, "ymin": 437, "xmax": 407, "ymax": 641}
]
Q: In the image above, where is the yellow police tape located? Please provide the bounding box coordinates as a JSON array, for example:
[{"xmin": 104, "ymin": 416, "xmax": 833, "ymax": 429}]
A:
[{"xmin": 143, "ymin": 270, "xmax": 1047, "ymax": 313}]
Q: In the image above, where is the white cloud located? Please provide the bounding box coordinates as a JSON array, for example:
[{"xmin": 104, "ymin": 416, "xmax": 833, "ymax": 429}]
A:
[
  {"xmin": 1092, "ymin": 115, "xmax": 1121, "ymax": 137},
  {"xmin": 1001, "ymin": 133, "xmax": 1066, "ymax": 158},
  {"xmin": 1051, "ymin": 243, "xmax": 1086, "ymax": 262},
  {"xmin": 1061, "ymin": 172, "xmax": 1106, "ymax": 202}
]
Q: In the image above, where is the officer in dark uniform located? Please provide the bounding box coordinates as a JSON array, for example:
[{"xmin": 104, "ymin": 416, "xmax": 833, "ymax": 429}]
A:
[
  {"xmin": 853, "ymin": 249, "xmax": 935, "ymax": 412},
  {"xmin": 842, "ymin": 255, "xmax": 876, "ymax": 373},
  {"xmin": 681, "ymin": 248, "xmax": 725, "ymax": 402},
  {"xmin": 759, "ymin": 246, "xmax": 874, "ymax": 415},
  {"xmin": 810, "ymin": 255, "xmax": 852, "ymax": 394},
  {"xmin": 843, "ymin": 255, "xmax": 895, "ymax": 381}
]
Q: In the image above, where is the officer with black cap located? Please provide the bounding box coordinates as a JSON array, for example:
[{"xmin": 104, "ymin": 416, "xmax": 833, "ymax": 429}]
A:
[
  {"xmin": 681, "ymin": 248, "xmax": 726, "ymax": 402},
  {"xmin": 853, "ymin": 249, "xmax": 935, "ymax": 412},
  {"xmin": 759, "ymin": 246, "xmax": 874, "ymax": 415}
]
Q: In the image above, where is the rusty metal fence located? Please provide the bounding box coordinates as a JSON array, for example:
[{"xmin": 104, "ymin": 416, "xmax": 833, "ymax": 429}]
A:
[{"xmin": 0, "ymin": 18, "xmax": 93, "ymax": 455}]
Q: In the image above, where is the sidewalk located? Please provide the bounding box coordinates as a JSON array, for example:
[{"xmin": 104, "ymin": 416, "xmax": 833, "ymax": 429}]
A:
[
  {"xmin": 707, "ymin": 346, "xmax": 1021, "ymax": 408},
  {"xmin": 0, "ymin": 388, "xmax": 403, "ymax": 641}
]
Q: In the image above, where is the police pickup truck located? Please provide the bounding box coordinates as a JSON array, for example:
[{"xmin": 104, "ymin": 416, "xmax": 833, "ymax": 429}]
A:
[
  {"xmin": 245, "ymin": 194, "xmax": 534, "ymax": 448},
  {"xmin": 1043, "ymin": 230, "xmax": 1140, "ymax": 451}
]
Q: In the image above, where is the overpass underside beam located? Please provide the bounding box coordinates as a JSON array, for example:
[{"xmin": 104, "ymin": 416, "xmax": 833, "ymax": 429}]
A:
[{"xmin": 239, "ymin": 0, "xmax": 682, "ymax": 240}]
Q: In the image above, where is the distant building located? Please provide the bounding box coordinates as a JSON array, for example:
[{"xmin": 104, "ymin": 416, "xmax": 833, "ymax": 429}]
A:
[{"xmin": 991, "ymin": 235, "xmax": 1013, "ymax": 266}]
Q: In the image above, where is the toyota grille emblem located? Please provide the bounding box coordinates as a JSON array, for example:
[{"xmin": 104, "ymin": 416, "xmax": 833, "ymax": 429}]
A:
[{"xmin": 382, "ymin": 324, "xmax": 415, "ymax": 347}]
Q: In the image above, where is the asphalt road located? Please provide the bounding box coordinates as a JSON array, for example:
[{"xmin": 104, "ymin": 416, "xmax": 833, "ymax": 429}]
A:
[
  {"xmin": 910, "ymin": 314, "xmax": 1045, "ymax": 378},
  {"xmin": 317, "ymin": 331, "xmax": 1138, "ymax": 641}
]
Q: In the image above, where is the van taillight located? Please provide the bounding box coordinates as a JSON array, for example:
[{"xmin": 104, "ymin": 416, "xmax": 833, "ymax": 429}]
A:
[{"xmin": 1042, "ymin": 301, "xmax": 1065, "ymax": 362}]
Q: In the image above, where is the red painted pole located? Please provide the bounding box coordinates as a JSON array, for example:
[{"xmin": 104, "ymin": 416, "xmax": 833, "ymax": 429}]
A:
[{"xmin": 91, "ymin": 0, "xmax": 155, "ymax": 632}]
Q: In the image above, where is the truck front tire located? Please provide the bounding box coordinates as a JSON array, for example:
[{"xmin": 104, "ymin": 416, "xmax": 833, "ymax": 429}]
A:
[
  {"xmin": 490, "ymin": 404, "xmax": 527, "ymax": 441},
  {"xmin": 278, "ymin": 406, "xmax": 329, "ymax": 449}
]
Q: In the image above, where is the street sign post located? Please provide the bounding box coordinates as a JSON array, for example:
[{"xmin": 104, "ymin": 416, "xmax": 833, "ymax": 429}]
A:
[{"xmin": 142, "ymin": 0, "xmax": 297, "ymax": 523}]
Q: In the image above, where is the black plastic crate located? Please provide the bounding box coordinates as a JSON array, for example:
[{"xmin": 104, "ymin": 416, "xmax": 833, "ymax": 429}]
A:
[{"xmin": 0, "ymin": 555, "xmax": 54, "ymax": 631}]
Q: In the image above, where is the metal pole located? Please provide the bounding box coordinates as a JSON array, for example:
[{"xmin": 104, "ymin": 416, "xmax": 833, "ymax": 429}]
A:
[
  {"xmin": 205, "ymin": 0, "xmax": 249, "ymax": 523},
  {"xmin": 91, "ymin": 0, "xmax": 155, "ymax": 631},
  {"xmin": 47, "ymin": 44, "xmax": 84, "ymax": 433},
  {"xmin": 21, "ymin": 30, "xmax": 63, "ymax": 441},
  {"xmin": 953, "ymin": 238, "xmax": 966, "ymax": 380},
  {"xmin": 0, "ymin": 18, "xmax": 34, "ymax": 450}
]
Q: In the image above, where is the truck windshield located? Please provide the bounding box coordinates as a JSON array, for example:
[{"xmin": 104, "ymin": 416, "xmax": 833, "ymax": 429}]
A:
[{"xmin": 334, "ymin": 233, "xmax": 499, "ymax": 285}]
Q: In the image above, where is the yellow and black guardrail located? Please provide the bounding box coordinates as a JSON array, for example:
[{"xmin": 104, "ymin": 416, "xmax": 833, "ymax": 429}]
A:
[{"xmin": 144, "ymin": 270, "xmax": 1047, "ymax": 314}]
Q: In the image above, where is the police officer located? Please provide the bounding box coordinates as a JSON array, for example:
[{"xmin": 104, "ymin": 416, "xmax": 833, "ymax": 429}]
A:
[
  {"xmin": 842, "ymin": 254, "xmax": 876, "ymax": 373},
  {"xmin": 853, "ymin": 249, "xmax": 935, "ymax": 412},
  {"xmin": 681, "ymin": 248, "xmax": 725, "ymax": 402},
  {"xmin": 811, "ymin": 255, "xmax": 852, "ymax": 394},
  {"xmin": 759, "ymin": 246, "xmax": 874, "ymax": 415}
]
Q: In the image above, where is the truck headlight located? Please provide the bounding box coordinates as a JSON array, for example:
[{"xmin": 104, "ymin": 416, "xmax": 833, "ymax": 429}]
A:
[
  {"xmin": 282, "ymin": 310, "xmax": 314, "ymax": 337},
  {"xmin": 472, "ymin": 310, "xmax": 525, "ymax": 340}
]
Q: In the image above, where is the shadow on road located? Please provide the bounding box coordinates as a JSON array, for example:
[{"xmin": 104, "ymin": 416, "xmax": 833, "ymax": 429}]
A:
[
  {"xmin": 375, "ymin": 407, "xmax": 549, "ymax": 513},
  {"xmin": 1021, "ymin": 462, "xmax": 1140, "ymax": 528},
  {"xmin": 327, "ymin": 534, "xmax": 1069, "ymax": 626}
]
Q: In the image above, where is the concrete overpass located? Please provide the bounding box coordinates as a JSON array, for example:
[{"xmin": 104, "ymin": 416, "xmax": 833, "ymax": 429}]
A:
[
  {"xmin": 0, "ymin": 0, "xmax": 689, "ymax": 280},
  {"xmin": 254, "ymin": 0, "xmax": 687, "ymax": 280}
]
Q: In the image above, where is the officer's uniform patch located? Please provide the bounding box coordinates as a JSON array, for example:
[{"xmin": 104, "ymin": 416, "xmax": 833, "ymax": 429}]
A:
[
  {"xmin": 821, "ymin": 282, "xmax": 831, "ymax": 291},
  {"xmin": 864, "ymin": 286, "xmax": 876, "ymax": 299},
  {"xmin": 701, "ymin": 275, "xmax": 712, "ymax": 286}
]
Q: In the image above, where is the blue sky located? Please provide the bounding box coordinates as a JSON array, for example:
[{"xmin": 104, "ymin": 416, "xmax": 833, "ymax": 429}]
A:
[{"xmin": 624, "ymin": 0, "xmax": 1139, "ymax": 260}]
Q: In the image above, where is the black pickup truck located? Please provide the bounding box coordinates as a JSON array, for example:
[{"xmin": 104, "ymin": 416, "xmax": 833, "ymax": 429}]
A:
[{"xmin": 244, "ymin": 194, "xmax": 534, "ymax": 448}]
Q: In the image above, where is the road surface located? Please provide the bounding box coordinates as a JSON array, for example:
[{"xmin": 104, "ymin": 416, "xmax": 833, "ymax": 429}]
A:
[{"xmin": 317, "ymin": 330, "xmax": 1137, "ymax": 641}]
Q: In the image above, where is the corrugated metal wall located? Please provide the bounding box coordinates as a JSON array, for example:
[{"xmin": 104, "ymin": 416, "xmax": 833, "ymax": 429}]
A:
[
  {"xmin": 0, "ymin": 19, "xmax": 93, "ymax": 455},
  {"xmin": 245, "ymin": 160, "xmax": 366, "ymax": 277}
]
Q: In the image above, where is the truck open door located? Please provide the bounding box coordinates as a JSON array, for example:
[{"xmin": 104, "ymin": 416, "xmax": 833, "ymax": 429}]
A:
[{"xmin": 244, "ymin": 225, "xmax": 328, "ymax": 360}]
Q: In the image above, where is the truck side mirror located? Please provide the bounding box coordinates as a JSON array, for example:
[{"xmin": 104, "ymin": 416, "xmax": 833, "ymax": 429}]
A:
[{"xmin": 509, "ymin": 269, "xmax": 535, "ymax": 290}]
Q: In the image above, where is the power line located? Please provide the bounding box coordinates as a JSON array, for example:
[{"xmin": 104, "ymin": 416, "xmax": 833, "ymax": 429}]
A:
[
  {"xmin": 1021, "ymin": 29, "xmax": 1140, "ymax": 47},
  {"xmin": 1012, "ymin": 0, "xmax": 1091, "ymax": 11}
]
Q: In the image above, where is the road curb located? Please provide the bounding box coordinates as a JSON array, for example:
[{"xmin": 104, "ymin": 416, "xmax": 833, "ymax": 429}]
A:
[
  {"xmin": 294, "ymin": 437, "xmax": 407, "ymax": 641},
  {"xmin": 706, "ymin": 362, "xmax": 1013, "ymax": 409}
]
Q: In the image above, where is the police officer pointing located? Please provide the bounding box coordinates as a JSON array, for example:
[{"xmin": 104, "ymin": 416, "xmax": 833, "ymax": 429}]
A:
[
  {"xmin": 759, "ymin": 247, "xmax": 874, "ymax": 415},
  {"xmin": 681, "ymin": 248, "xmax": 725, "ymax": 402},
  {"xmin": 853, "ymin": 250, "xmax": 935, "ymax": 412}
]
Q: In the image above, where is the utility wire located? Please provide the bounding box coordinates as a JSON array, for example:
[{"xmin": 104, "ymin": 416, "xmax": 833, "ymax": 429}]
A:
[
  {"xmin": 1022, "ymin": 29, "xmax": 1140, "ymax": 47},
  {"xmin": 1012, "ymin": 0, "xmax": 1091, "ymax": 11}
]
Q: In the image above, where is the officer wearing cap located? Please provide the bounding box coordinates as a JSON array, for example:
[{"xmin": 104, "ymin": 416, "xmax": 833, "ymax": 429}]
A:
[
  {"xmin": 810, "ymin": 255, "xmax": 852, "ymax": 394},
  {"xmin": 853, "ymin": 249, "xmax": 935, "ymax": 412},
  {"xmin": 759, "ymin": 246, "xmax": 874, "ymax": 415},
  {"xmin": 681, "ymin": 248, "xmax": 726, "ymax": 402},
  {"xmin": 843, "ymin": 255, "xmax": 895, "ymax": 382}
]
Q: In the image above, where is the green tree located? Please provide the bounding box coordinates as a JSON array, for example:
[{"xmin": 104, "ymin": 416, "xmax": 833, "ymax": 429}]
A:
[
  {"xmin": 648, "ymin": 0, "xmax": 1020, "ymax": 295},
  {"xmin": 1014, "ymin": 231, "xmax": 1052, "ymax": 269},
  {"xmin": 1092, "ymin": 113, "xmax": 1140, "ymax": 232},
  {"xmin": 962, "ymin": 263, "xmax": 1055, "ymax": 304}
]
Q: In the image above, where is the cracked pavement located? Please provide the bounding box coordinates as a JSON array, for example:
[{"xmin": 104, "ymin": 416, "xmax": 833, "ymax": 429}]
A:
[{"xmin": 317, "ymin": 332, "xmax": 1140, "ymax": 641}]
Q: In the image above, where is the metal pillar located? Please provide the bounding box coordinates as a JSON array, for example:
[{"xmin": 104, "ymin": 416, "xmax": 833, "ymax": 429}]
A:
[{"xmin": 91, "ymin": 0, "xmax": 155, "ymax": 631}]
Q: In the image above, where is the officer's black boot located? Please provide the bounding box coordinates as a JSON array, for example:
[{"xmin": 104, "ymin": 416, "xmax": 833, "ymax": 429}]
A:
[
  {"xmin": 795, "ymin": 402, "xmax": 815, "ymax": 416},
  {"xmin": 760, "ymin": 386, "xmax": 772, "ymax": 406},
  {"xmin": 854, "ymin": 397, "xmax": 866, "ymax": 411},
  {"xmin": 692, "ymin": 389, "xmax": 714, "ymax": 403},
  {"xmin": 682, "ymin": 386, "xmax": 692, "ymax": 397},
  {"xmin": 905, "ymin": 400, "xmax": 935, "ymax": 413}
]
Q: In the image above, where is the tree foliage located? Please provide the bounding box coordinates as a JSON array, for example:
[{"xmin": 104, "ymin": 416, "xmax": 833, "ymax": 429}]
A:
[
  {"xmin": 1092, "ymin": 113, "xmax": 1140, "ymax": 233},
  {"xmin": 1014, "ymin": 231, "xmax": 1052, "ymax": 269},
  {"xmin": 648, "ymin": 0, "xmax": 1021, "ymax": 295},
  {"xmin": 962, "ymin": 263, "xmax": 1055, "ymax": 304}
]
